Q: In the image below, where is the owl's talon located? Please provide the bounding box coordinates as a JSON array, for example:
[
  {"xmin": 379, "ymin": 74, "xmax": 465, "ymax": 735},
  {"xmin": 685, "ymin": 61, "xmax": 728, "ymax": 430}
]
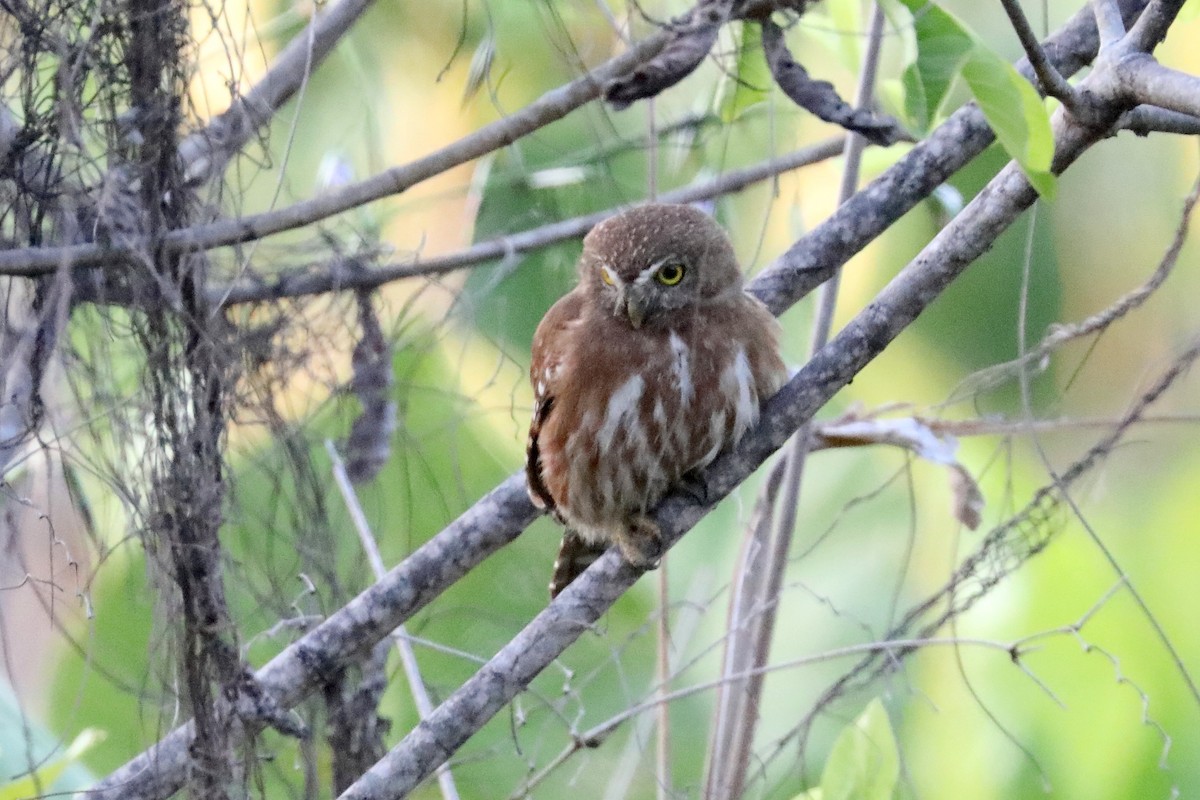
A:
[
  {"xmin": 676, "ymin": 472, "xmax": 712, "ymax": 506},
  {"xmin": 615, "ymin": 514, "xmax": 664, "ymax": 569}
]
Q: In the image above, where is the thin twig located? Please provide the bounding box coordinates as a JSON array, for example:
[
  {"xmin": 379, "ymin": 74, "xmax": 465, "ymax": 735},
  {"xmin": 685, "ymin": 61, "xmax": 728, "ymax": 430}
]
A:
[
  {"xmin": 1014, "ymin": 138, "xmax": 1200, "ymax": 714},
  {"xmin": 325, "ymin": 441, "xmax": 462, "ymax": 800},
  {"xmin": 205, "ymin": 137, "xmax": 846, "ymax": 307},
  {"xmin": 523, "ymin": 633, "xmax": 1025, "ymax": 797},
  {"xmin": 179, "ymin": 0, "xmax": 380, "ymax": 183},
  {"xmin": 948, "ymin": 169, "xmax": 1200, "ymax": 403},
  {"xmin": 1001, "ymin": 0, "xmax": 1080, "ymax": 103},
  {"xmin": 655, "ymin": 560, "xmax": 671, "ymax": 800},
  {"xmin": 773, "ymin": 321, "xmax": 1200, "ymax": 775},
  {"xmin": 0, "ymin": 34, "xmax": 672, "ymax": 277},
  {"xmin": 710, "ymin": 6, "xmax": 886, "ymax": 797}
]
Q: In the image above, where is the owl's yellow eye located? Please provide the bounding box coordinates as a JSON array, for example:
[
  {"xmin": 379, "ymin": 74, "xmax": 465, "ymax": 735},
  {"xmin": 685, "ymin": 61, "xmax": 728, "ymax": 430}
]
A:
[
  {"xmin": 656, "ymin": 262, "xmax": 686, "ymax": 286},
  {"xmin": 601, "ymin": 268, "xmax": 615, "ymax": 286}
]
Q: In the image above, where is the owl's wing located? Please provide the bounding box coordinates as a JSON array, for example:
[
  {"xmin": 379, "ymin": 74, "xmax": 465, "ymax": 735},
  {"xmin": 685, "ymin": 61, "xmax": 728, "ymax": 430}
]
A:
[{"xmin": 526, "ymin": 290, "xmax": 585, "ymax": 514}]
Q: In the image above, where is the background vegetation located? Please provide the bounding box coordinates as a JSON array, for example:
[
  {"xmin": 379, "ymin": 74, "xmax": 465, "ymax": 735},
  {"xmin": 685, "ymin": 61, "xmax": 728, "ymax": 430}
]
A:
[{"xmin": 2, "ymin": 0, "xmax": 1199, "ymax": 798}]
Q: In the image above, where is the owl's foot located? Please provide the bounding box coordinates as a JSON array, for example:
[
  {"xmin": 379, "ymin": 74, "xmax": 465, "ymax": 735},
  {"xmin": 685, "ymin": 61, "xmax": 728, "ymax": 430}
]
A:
[
  {"xmin": 675, "ymin": 471, "xmax": 713, "ymax": 506},
  {"xmin": 615, "ymin": 514, "xmax": 664, "ymax": 570}
]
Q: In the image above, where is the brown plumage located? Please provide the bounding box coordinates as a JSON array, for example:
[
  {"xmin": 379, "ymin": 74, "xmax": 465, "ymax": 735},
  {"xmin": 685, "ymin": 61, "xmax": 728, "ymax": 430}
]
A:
[{"xmin": 526, "ymin": 204, "xmax": 787, "ymax": 598}]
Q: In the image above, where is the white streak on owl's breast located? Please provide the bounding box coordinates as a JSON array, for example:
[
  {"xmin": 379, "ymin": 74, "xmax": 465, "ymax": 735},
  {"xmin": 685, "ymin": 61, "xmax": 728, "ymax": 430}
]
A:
[
  {"xmin": 698, "ymin": 410, "xmax": 727, "ymax": 468},
  {"xmin": 722, "ymin": 346, "xmax": 759, "ymax": 443},
  {"xmin": 597, "ymin": 374, "xmax": 645, "ymax": 452},
  {"xmin": 668, "ymin": 331, "xmax": 694, "ymax": 408}
]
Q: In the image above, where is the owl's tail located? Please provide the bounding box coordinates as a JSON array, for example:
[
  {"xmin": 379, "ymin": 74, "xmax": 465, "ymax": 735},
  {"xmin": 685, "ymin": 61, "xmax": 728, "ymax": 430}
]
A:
[{"xmin": 549, "ymin": 530, "xmax": 608, "ymax": 599}]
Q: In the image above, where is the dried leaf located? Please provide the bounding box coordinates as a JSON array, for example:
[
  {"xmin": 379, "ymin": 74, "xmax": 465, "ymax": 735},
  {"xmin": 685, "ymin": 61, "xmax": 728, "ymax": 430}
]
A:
[
  {"xmin": 760, "ymin": 19, "xmax": 910, "ymax": 145},
  {"xmin": 815, "ymin": 413, "xmax": 985, "ymax": 529},
  {"xmin": 948, "ymin": 462, "xmax": 984, "ymax": 530},
  {"xmin": 604, "ymin": 1, "xmax": 732, "ymax": 109}
]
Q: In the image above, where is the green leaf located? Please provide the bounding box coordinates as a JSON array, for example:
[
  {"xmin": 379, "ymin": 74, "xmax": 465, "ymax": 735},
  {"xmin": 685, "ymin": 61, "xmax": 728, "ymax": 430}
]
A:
[
  {"xmin": 717, "ymin": 22, "xmax": 772, "ymax": 123},
  {"xmin": 960, "ymin": 48, "xmax": 1057, "ymax": 198},
  {"xmin": 890, "ymin": 0, "xmax": 974, "ymax": 131},
  {"xmin": 818, "ymin": 698, "xmax": 900, "ymax": 800},
  {"xmin": 886, "ymin": 0, "xmax": 1056, "ymax": 197}
]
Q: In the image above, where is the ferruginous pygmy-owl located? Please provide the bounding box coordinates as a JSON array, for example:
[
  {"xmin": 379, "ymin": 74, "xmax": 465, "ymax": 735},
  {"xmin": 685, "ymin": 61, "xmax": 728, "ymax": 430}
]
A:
[{"xmin": 526, "ymin": 204, "xmax": 787, "ymax": 598}]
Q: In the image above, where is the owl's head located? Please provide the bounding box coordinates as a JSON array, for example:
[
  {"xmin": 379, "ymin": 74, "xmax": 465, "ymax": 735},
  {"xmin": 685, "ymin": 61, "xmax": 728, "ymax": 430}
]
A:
[{"xmin": 579, "ymin": 203, "xmax": 744, "ymax": 329}]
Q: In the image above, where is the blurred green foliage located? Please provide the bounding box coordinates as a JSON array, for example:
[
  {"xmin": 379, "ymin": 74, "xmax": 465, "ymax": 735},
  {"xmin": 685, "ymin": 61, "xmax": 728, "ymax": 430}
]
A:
[{"xmin": 18, "ymin": 1, "xmax": 1200, "ymax": 799}]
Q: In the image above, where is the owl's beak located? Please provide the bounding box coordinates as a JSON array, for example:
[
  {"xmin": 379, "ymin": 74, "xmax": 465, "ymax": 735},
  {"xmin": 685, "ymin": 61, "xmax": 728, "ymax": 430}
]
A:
[{"xmin": 616, "ymin": 290, "xmax": 646, "ymax": 329}]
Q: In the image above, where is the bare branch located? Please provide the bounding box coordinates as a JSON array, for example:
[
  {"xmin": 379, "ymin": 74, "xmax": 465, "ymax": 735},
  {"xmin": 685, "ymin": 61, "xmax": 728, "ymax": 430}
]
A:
[
  {"xmin": 1093, "ymin": 0, "xmax": 1127, "ymax": 46},
  {"xmin": 179, "ymin": 0, "xmax": 380, "ymax": 184},
  {"xmin": 1001, "ymin": 0, "xmax": 1080, "ymax": 104},
  {"xmin": 753, "ymin": 0, "xmax": 1152, "ymax": 316},
  {"xmin": 207, "ymin": 136, "xmax": 846, "ymax": 306},
  {"xmin": 1115, "ymin": 56, "xmax": 1200, "ymax": 118},
  {"xmin": 1124, "ymin": 0, "xmax": 1187, "ymax": 52},
  {"xmin": 604, "ymin": 0, "xmax": 732, "ymax": 109},
  {"xmin": 1116, "ymin": 104, "xmax": 1200, "ymax": 135},
  {"xmin": 84, "ymin": 474, "xmax": 540, "ymax": 800},
  {"xmin": 0, "ymin": 34, "xmax": 670, "ymax": 277}
]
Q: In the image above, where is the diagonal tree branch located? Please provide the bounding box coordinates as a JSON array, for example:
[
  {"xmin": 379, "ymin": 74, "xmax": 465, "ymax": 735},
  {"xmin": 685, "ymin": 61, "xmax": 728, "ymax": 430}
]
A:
[
  {"xmin": 179, "ymin": 0, "xmax": 381, "ymax": 184},
  {"xmin": 0, "ymin": 33, "xmax": 670, "ymax": 277},
  {"xmin": 84, "ymin": 474, "xmax": 539, "ymax": 800},
  {"xmin": 206, "ymin": 136, "xmax": 846, "ymax": 307},
  {"xmin": 83, "ymin": 2, "xmax": 1149, "ymax": 797},
  {"xmin": 337, "ymin": 92, "xmax": 1119, "ymax": 800}
]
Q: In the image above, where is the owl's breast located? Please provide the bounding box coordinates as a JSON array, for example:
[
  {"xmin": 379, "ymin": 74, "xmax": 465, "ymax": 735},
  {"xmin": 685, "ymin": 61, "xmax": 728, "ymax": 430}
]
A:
[{"xmin": 539, "ymin": 307, "xmax": 780, "ymax": 539}]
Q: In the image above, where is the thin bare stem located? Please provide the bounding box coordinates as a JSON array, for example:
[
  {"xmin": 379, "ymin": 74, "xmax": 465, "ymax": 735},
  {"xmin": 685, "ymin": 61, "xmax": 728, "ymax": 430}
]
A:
[
  {"xmin": 514, "ymin": 634, "xmax": 1028, "ymax": 799},
  {"xmin": 144, "ymin": 138, "xmax": 846, "ymax": 306},
  {"xmin": 1002, "ymin": 0, "xmax": 1080, "ymax": 102},
  {"xmin": 948, "ymin": 170, "xmax": 1199, "ymax": 403},
  {"xmin": 325, "ymin": 442, "xmax": 461, "ymax": 800},
  {"xmin": 179, "ymin": 0, "xmax": 380, "ymax": 183},
  {"xmin": 656, "ymin": 560, "xmax": 671, "ymax": 800},
  {"xmin": 711, "ymin": 7, "xmax": 886, "ymax": 798}
]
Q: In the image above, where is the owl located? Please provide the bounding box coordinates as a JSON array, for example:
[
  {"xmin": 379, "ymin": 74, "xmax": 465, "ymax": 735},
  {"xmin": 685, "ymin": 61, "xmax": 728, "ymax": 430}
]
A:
[{"xmin": 526, "ymin": 204, "xmax": 787, "ymax": 597}]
